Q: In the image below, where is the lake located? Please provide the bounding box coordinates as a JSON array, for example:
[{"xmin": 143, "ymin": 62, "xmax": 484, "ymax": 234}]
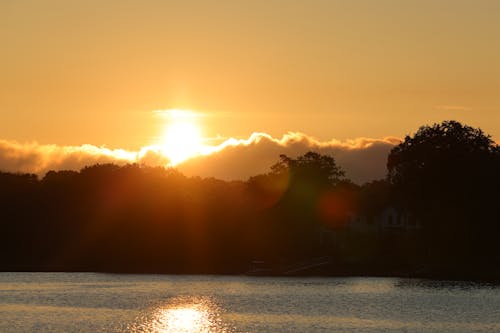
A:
[{"xmin": 0, "ymin": 273, "xmax": 499, "ymax": 332}]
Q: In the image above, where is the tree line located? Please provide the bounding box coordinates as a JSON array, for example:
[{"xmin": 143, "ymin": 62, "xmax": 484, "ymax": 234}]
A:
[{"xmin": 1, "ymin": 121, "xmax": 499, "ymax": 279}]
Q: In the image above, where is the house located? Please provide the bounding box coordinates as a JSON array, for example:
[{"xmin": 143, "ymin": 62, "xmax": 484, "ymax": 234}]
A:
[{"xmin": 347, "ymin": 205, "xmax": 421, "ymax": 233}]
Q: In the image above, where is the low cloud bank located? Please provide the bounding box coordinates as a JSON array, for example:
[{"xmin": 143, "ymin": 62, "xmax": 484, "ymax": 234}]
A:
[
  {"xmin": 178, "ymin": 132, "xmax": 399, "ymax": 184},
  {"xmin": 0, "ymin": 132, "xmax": 400, "ymax": 184},
  {"xmin": 0, "ymin": 140, "xmax": 138, "ymax": 175}
]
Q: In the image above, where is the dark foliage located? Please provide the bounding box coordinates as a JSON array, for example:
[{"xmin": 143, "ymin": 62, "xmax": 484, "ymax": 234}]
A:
[
  {"xmin": 1, "ymin": 123, "xmax": 499, "ymax": 280},
  {"xmin": 387, "ymin": 120, "xmax": 500, "ymax": 270}
]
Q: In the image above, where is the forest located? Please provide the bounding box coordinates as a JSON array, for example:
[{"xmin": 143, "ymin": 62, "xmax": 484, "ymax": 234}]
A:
[{"xmin": 1, "ymin": 121, "xmax": 499, "ymax": 280}]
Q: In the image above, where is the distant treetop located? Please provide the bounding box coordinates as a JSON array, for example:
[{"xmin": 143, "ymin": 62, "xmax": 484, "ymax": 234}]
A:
[{"xmin": 271, "ymin": 151, "xmax": 346, "ymax": 186}]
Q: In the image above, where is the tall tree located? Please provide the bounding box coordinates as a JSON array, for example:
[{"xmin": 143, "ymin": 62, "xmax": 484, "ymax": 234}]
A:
[
  {"xmin": 387, "ymin": 120, "xmax": 500, "ymax": 265},
  {"xmin": 269, "ymin": 152, "xmax": 347, "ymax": 258}
]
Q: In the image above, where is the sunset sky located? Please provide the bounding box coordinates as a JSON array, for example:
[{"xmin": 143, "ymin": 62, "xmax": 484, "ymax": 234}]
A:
[{"xmin": 1, "ymin": 0, "xmax": 499, "ymax": 182}]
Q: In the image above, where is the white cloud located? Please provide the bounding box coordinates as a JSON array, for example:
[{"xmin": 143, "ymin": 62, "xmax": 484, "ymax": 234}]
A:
[
  {"xmin": 0, "ymin": 132, "xmax": 400, "ymax": 183},
  {"xmin": 177, "ymin": 132, "xmax": 399, "ymax": 184},
  {"xmin": 0, "ymin": 140, "xmax": 138, "ymax": 175}
]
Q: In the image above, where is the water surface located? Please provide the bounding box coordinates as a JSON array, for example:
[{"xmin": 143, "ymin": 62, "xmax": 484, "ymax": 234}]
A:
[{"xmin": 1, "ymin": 273, "xmax": 499, "ymax": 332}]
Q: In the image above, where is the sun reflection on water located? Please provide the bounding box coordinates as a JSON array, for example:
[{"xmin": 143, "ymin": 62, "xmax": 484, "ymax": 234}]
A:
[
  {"xmin": 128, "ymin": 297, "xmax": 232, "ymax": 333},
  {"xmin": 153, "ymin": 304, "xmax": 212, "ymax": 333}
]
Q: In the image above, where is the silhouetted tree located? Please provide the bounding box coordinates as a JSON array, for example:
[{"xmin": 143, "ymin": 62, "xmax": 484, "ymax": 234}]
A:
[
  {"xmin": 266, "ymin": 152, "xmax": 348, "ymax": 259},
  {"xmin": 271, "ymin": 151, "xmax": 345, "ymax": 186},
  {"xmin": 1, "ymin": 140, "xmax": 499, "ymax": 279},
  {"xmin": 358, "ymin": 180, "xmax": 393, "ymax": 217},
  {"xmin": 387, "ymin": 120, "xmax": 500, "ymax": 268}
]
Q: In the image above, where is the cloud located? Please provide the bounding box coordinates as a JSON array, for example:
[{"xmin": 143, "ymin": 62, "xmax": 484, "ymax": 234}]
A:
[
  {"xmin": 0, "ymin": 140, "xmax": 138, "ymax": 175},
  {"xmin": 177, "ymin": 132, "xmax": 399, "ymax": 184},
  {"xmin": 0, "ymin": 133, "xmax": 399, "ymax": 184}
]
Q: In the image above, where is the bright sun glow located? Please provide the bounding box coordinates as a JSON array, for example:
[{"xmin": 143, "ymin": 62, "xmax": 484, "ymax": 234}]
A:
[
  {"xmin": 156, "ymin": 307, "xmax": 207, "ymax": 332},
  {"xmin": 136, "ymin": 298, "xmax": 229, "ymax": 333},
  {"xmin": 160, "ymin": 109, "xmax": 204, "ymax": 165}
]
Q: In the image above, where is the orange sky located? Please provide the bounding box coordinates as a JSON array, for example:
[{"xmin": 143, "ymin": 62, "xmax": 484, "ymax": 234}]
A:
[{"xmin": 1, "ymin": 0, "xmax": 499, "ymax": 150}]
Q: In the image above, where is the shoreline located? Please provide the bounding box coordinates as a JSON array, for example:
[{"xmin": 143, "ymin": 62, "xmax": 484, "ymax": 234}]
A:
[{"xmin": 2, "ymin": 268, "xmax": 499, "ymax": 285}]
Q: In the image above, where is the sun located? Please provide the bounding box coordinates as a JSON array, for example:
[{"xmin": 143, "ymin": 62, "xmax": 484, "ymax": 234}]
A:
[
  {"xmin": 160, "ymin": 110, "xmax": 204, "ymax": 165},
  {"xmin": 162, "ymin": 122, "xmax": 202, "ymax": 164}
]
